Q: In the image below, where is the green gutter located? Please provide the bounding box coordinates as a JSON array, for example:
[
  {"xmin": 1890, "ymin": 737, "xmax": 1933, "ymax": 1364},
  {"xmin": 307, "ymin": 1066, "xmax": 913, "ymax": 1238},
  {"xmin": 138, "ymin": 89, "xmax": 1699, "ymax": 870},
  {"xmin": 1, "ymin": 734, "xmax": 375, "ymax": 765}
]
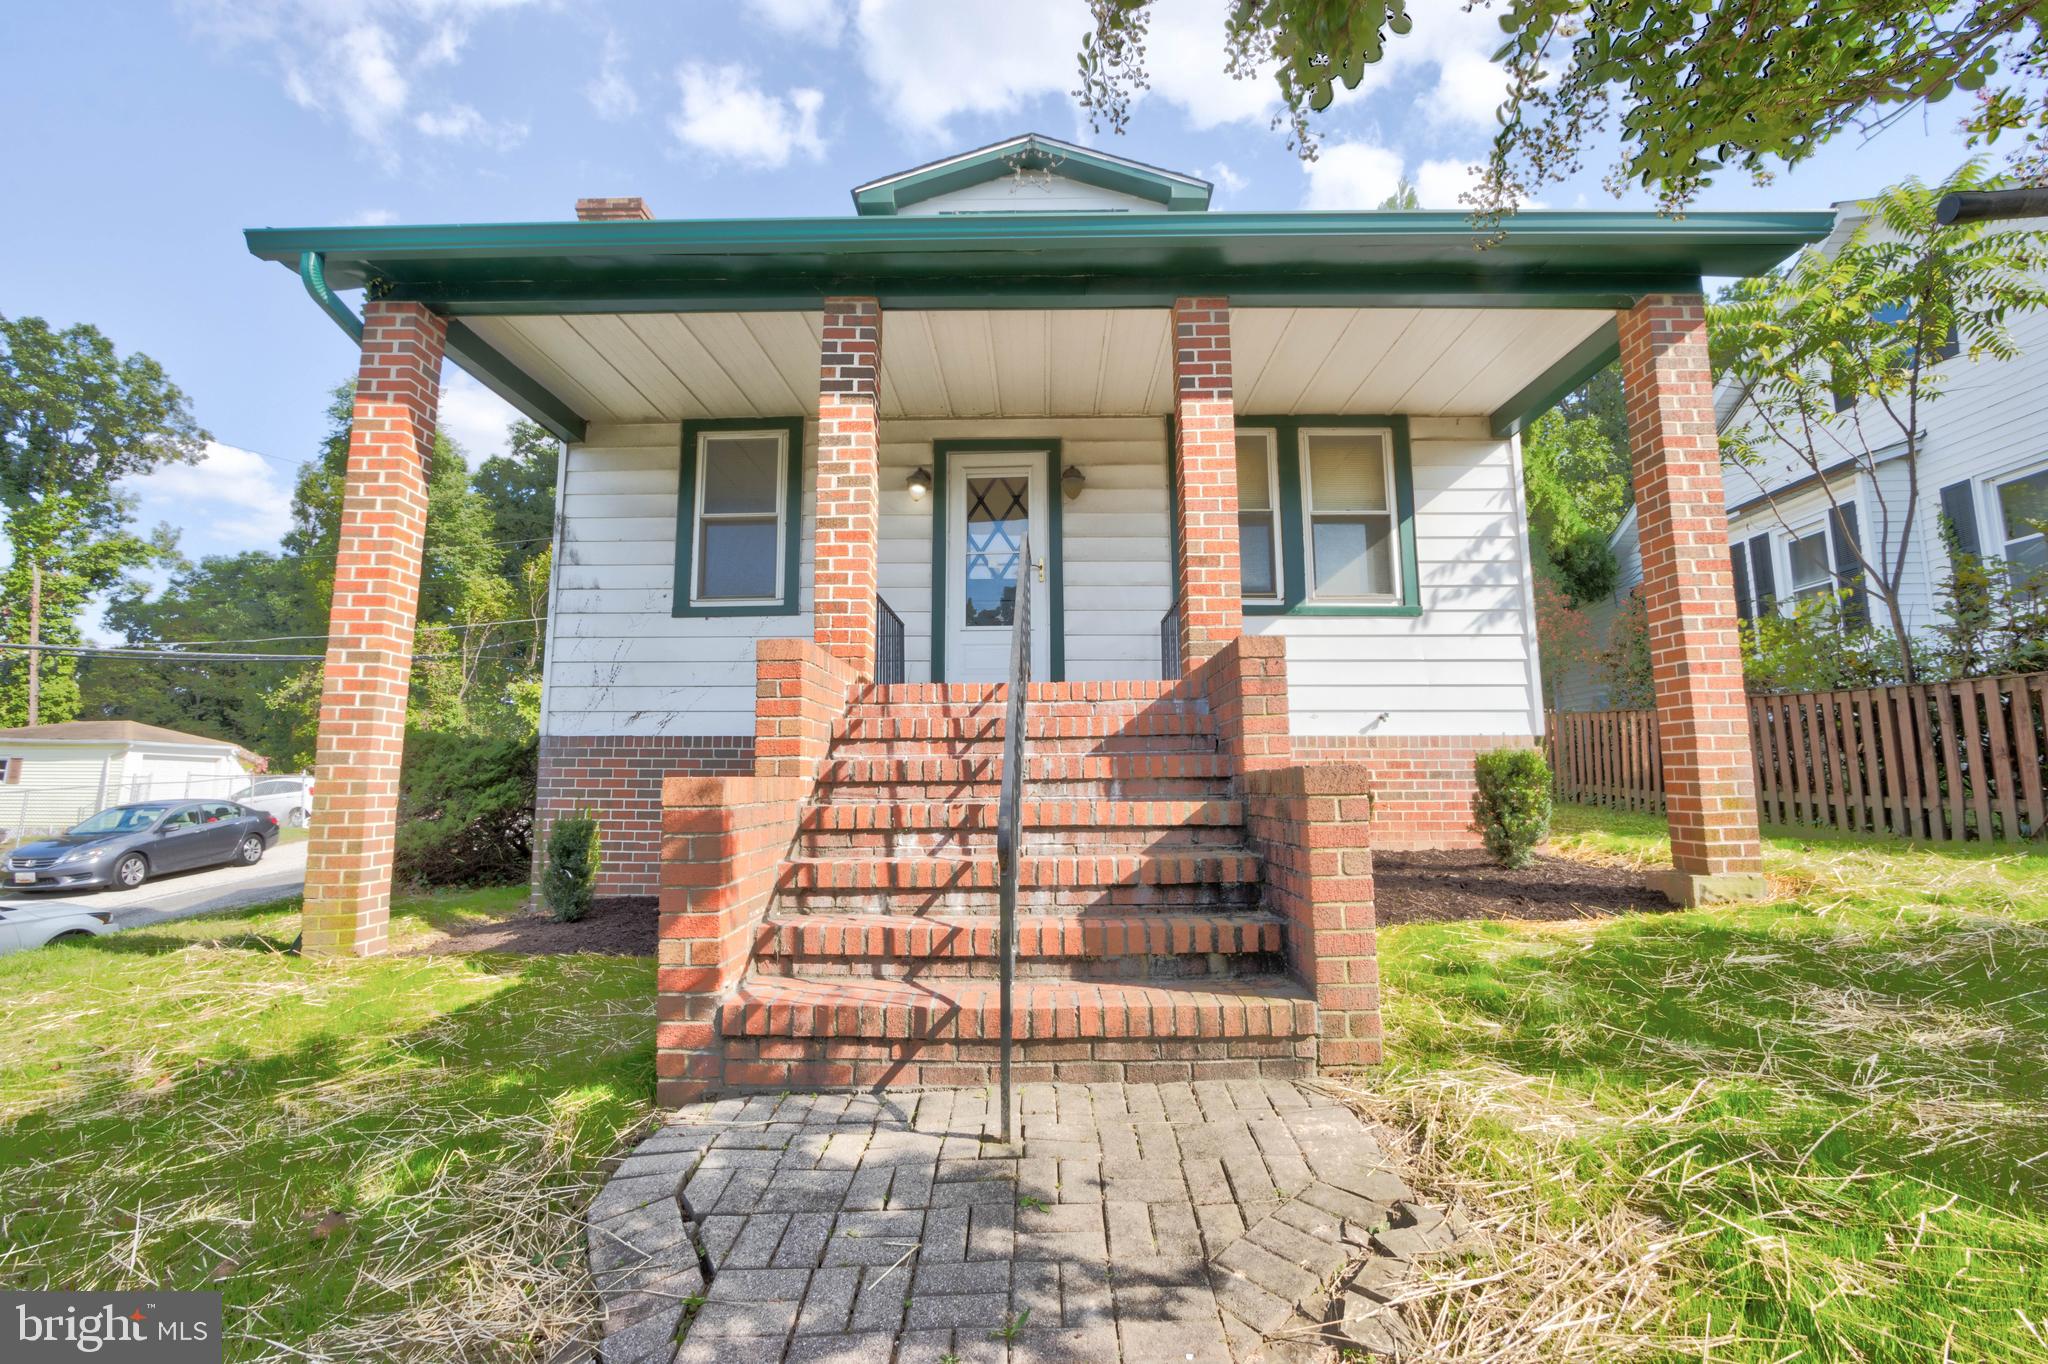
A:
[
  {"xmin": 295, "ymin": 251, "xmax": 586, "ymax": 444},
  {"xmin": 298, "ymin": 252, "xmax": 363, "ymax": 343}
]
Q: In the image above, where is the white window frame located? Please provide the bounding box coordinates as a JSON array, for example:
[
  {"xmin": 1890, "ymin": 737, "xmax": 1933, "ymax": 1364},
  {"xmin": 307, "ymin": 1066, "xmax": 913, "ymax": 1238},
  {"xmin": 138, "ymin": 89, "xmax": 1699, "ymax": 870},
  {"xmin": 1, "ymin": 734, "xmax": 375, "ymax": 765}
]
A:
[
  {"xmin": 1782, "ymin": 518, "xmax": 1836, "ymax": 609},
  {"xmin": 1299, "ymin": 425, "xmax": 1402, "ymax": 604},
  {"xmin": 1986, "ymin": 457, "xmax": 2048, "ymax": 568},
  {"xmin": 690, "ymin": 428, "xmax": 790, "ymax": 608},
  {"xmin": 1235, "ymin": 427, "xmax": 1284, "ymax": 604}
]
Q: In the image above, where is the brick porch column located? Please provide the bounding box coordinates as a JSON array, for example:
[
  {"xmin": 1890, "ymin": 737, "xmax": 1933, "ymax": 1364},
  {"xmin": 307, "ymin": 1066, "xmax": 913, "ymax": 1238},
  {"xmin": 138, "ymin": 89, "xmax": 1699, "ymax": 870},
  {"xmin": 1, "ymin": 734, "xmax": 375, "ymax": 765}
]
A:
[
  {"xmin": 1171, "ymin": 297, "xmax": 1244, "ymax": 670},
  {"xmin": 1619, "ymin": 294, "xmax": 1766, "ymax": 905},
  {"xmin": 302, "ymin": 301, "xmax": 446, "ymax": 956},
  {"xmin": 814, "ymin": 297, "xmax": 882, "ymax": 677}
]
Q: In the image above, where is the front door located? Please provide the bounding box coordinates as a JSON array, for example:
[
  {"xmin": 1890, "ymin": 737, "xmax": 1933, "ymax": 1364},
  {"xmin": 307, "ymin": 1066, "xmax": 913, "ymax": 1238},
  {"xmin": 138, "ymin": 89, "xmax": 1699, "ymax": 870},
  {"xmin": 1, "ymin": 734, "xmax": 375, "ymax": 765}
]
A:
[{"xmin": 945, "ymin": 450, "xmax": 1053, "ymax": 685}]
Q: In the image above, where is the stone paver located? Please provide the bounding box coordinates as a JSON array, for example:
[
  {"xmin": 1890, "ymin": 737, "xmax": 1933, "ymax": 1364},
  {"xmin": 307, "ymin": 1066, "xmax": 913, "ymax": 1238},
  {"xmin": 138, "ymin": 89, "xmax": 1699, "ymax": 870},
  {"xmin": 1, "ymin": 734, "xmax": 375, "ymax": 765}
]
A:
[{"xmin": 588, "ymin": 1080, "xmax": 1458, "ymax": 1363}]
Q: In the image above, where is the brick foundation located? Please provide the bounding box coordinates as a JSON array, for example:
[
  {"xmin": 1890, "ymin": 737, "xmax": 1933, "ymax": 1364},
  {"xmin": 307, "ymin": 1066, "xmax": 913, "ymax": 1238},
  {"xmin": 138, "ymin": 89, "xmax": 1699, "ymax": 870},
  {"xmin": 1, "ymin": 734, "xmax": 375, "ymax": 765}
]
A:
[
  {"xmin": 536, "ymin": 735, "xmax": 754, "ymax": 896},
  {"xmin": 1292, "ymin": 734, "xmax": 1538, "ymax": 850},
  {"xmin": 302, "ymin": 301, "xmax": 445, "ymax": 958}
]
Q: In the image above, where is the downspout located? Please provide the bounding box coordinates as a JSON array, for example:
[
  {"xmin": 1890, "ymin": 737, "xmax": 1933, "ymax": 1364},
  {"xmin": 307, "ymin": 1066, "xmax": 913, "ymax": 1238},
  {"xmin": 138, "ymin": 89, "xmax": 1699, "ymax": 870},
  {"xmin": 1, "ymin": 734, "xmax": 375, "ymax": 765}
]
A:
[{"xmin": 299, "ymin": 251, "xmax": 364, "ymax": 343}]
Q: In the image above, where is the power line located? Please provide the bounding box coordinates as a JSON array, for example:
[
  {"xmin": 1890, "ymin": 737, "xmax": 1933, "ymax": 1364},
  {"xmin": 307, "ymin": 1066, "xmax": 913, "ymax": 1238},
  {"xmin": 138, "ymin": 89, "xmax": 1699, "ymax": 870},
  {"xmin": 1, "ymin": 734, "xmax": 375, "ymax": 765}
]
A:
[
  {"xmin": 0, "ymin": 639, "xmax": 534, "ymax": 665},
  {"xmin": 133, "ymin": 617, "xmax": 546, "ymax": 648}
]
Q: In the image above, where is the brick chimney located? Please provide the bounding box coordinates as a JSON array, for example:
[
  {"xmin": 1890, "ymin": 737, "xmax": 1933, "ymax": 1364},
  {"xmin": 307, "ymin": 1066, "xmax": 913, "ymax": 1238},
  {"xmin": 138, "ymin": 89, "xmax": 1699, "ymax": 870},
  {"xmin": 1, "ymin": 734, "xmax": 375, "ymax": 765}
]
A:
[{"xmin": 576, "ymin": 196, "xmax": 653, "ymax": 222}]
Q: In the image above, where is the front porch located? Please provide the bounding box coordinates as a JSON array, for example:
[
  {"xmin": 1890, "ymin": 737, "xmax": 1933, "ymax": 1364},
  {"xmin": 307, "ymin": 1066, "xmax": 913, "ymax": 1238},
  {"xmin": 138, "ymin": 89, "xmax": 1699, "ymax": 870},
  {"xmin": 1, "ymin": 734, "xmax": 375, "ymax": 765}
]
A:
[{"xmin": 244, "ymin": 195, "xmax": 1823, "ymax": 1099}]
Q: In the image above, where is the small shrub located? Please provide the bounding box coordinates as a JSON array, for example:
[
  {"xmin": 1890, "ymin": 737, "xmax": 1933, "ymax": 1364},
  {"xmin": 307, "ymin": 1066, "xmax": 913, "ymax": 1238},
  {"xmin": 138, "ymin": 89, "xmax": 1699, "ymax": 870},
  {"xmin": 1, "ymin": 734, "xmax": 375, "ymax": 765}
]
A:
[
  {"xmin": 543, "ymin": 815, "xmax": 601, "ymax": 922},
  {"xmin": 1473, "ymin": 748, "xmax": 1553, "ymax": 869}
]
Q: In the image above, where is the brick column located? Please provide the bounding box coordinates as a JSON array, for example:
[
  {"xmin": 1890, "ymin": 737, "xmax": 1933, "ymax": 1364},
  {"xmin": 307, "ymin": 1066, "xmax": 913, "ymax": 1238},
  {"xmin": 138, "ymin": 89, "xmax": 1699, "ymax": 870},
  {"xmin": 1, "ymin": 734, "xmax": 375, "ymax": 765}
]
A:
[
  {"xmin": 753, "ymin": 637, "xmax": 862, "ymax": 780},
  {"xmin": 1243, "ymin": 763, "xmax": 1379, "ymax": 1066},
  {"xmin": 814, "ymin": 298, "xmax": 882, "ymax": 677},
  {"xmin": 1171, "ymin": 297, "xmax": 1244, "ymax": 669},
  {"xmin": 302, "ymin": 301, "xmax": 446, "ymax": 956},
  {"xmin": 1619, "ymin": 294, "xmax": 1766, "ymax": 905},
  {"xmin": 1191, "ymin": 633, "xmax": 1291, "ymax": 780}
]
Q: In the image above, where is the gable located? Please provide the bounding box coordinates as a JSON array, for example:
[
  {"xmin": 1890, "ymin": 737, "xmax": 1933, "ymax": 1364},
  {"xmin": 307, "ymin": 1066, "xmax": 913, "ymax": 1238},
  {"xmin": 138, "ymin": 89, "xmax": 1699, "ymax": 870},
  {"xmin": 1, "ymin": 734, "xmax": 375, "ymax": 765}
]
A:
[{"xmin": 852, "ymin": 133, "xmax": 1210, "ymax": 216}]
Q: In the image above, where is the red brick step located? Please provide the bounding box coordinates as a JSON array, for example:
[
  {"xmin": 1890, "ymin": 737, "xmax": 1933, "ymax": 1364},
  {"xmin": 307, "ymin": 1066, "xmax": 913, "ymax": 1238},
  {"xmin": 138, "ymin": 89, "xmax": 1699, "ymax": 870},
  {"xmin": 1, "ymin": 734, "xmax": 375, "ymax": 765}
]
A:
[
  {"xmin": 780, "ymin": 852, "xmax": 1260, "ymax": 892},
  {"xmin": 755, "ymin": 912, "xmax": 1284, "ymax": 960}
]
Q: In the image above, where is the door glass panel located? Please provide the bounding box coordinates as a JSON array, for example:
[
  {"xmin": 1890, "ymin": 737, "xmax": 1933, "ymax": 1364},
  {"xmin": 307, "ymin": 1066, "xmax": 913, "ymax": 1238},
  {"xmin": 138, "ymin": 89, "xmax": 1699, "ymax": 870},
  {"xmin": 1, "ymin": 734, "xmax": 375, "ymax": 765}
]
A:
[{"xmin": 963, "ymin": 475, "xmax": 1028, "ymax": 627}]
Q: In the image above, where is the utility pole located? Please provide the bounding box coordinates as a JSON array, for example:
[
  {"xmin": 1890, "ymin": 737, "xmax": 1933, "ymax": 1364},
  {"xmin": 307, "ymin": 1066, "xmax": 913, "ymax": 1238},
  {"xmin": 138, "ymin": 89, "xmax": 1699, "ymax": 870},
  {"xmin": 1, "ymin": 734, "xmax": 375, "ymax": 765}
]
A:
[{"xmin": 26, "ymin": 558, "xmax": 41, "ymax": 726}]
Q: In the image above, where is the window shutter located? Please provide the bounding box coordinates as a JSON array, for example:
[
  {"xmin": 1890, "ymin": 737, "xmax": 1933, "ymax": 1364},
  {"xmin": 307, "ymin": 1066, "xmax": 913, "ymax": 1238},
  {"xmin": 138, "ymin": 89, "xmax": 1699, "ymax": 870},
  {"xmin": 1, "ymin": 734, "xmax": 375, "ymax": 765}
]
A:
[
  {"xmin": 1747, "ymin": 534, "xmax": 1777, "ymax": 614},
  {"xmin": 1731, "ymin": 546, "xmax": 1753, "ymax": 621},
  {"xmin": 1829, "ymin": 503, "xmax": 1868, "ymax": 626},
  {"xmin": 1939, "ymin": 480, "xmax": 1981, "ymax": 559}
]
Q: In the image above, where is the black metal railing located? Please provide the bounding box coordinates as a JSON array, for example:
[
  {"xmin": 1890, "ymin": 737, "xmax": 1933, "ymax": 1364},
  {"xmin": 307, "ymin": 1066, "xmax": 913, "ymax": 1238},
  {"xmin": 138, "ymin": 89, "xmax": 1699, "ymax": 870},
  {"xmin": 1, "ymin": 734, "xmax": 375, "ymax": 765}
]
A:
[
  {"xmin": 1160, "ymin": 604, "xmax": 1181, "ymax": 680},
  {"xmin": 876, "ymin": 596, "xmax": 905, "ymax": 685},
  {"xmin": 993, "ymin": 535, "xmax": 1032, "ymax": 1146}
]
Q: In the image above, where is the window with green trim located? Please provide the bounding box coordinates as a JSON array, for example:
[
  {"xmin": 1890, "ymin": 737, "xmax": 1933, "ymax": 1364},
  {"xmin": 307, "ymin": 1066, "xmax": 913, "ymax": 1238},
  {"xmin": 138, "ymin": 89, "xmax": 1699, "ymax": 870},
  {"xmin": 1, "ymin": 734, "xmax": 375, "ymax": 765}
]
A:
[
  {"xmin": 674, "ymin": 419, "xmax": 803, "ymax": 617},
  {"xmin": 1232, "ymin": 415, "xmax": 1419, "ymax": 617}
]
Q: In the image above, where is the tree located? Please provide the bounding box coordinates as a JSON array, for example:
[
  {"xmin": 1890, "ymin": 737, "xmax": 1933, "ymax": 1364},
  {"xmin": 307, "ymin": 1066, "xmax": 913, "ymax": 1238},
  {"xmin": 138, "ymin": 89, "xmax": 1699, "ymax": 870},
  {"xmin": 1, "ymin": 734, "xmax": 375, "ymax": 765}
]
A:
[
  {"xmin": 1376, "ymin": 176, "xmax": 1419, "ymax": 209},
  {"xmin": 1521, "ymin": 406, "xmax": 1629, "ymax": 603},
  {"xmin": 1712, "ymin": 162, "xmax": 2048, "ymax": 683},
  {"xmin": 1077, "ymin": 3, "xmax": 2048, "ymax": 214},
  {"xmin": 473, "ymin": 420, "xmax": 561, "ymax": 577},
  {"xmin": 0, "ymin": 316, "xmax": 205, "ymax": 725}
]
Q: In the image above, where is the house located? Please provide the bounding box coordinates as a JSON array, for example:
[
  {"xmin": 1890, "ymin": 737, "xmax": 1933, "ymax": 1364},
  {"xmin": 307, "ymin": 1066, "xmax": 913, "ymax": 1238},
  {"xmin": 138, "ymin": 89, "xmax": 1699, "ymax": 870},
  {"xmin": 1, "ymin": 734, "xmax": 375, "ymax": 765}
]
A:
[
  {"xmin": 245, "ymin": 132, "xmax": 1828, "ymax": 1098},
  {"xmin": 1561, "ymin": 198, "xmax": 2048, "ymax": 710},
  {"xmin": 0, "ymin": 720, "xmax": 264, "ymax": 836}
]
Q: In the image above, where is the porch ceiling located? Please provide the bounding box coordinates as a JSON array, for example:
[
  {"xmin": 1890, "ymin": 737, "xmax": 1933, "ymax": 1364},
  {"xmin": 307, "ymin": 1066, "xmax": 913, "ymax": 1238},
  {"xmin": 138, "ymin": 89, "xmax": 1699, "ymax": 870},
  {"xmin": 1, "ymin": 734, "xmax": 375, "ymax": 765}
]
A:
[{"xmin": 462, "ymin": 306, "xmax": 1613, "ymax": 427}]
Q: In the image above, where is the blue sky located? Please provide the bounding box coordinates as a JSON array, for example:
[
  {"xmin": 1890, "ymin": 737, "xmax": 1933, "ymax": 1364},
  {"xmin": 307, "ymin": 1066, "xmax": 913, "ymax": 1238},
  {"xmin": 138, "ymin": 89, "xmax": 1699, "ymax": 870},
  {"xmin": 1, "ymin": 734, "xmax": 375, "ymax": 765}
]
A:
[{"xmin": 0, "ymin": 0, "xmax": 1982, "ymax": 610}]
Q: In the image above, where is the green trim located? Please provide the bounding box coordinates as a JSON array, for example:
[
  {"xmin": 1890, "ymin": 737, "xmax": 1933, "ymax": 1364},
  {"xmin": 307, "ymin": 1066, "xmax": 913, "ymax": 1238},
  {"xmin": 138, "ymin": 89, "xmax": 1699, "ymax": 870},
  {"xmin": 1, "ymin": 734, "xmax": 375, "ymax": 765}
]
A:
[
  {"xmin": 298, "ymin": 252, "xmax": 363, "ymax": 342},
  {"xmin": 927, "ymin": 441, "xmax": 1066, "ymax": 683},
  {"xmin": 1489, "ymin": 321, "xmax": 1620, "ymax": 437},
  {"xmin": 852, "ymin": 133, "xmax": 1211, "ymax": 215},
  {"xmin": 1236, "ymin": 416, "xmax": 1419, "ymax": 618},
  {"xmin": 673, "ymin": 418, "xmax": 805, "ymax": 618},
  {"xmin": 246, "ymin": 212, "xmax": 1830, "ymax": 317},
  {"xmin": 444, "ymin": 322, "xmax": 588, "ymax": 443}
]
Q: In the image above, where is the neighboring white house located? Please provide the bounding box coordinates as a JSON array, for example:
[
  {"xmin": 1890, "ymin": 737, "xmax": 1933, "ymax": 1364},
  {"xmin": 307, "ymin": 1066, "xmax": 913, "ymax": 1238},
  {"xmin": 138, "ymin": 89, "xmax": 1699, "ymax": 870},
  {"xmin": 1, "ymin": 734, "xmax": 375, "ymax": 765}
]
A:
[
  {"xmin": 1559, "ymin": 198, "xmax": 2048, "ymax": 711},
  {"xmin": 0, "ymin": 721, "xmax": 265, "ymax": 836}
]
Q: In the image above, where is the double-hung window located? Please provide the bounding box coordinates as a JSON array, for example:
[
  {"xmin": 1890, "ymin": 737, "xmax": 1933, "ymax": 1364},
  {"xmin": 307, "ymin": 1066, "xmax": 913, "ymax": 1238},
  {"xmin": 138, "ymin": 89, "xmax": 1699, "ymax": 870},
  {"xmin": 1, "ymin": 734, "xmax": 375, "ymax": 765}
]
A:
[
  {"xmin": 1236, "ymin": 429, "xmax": 1282, "ymax": 603},
  {"xmin": 1301, "ymin": 428, "xmax": 1400, "ymax": 603},
  {"xmin": 676, "ymin": 421, "xmax": 801, "ymax": 615},
  {"xmin": 1786, "ymin": 523, "xmax": 1835, "ymax": 606},
  {"xmin": 1994, "ymin": 465, "xmax": 2048, "ymax": 583}
]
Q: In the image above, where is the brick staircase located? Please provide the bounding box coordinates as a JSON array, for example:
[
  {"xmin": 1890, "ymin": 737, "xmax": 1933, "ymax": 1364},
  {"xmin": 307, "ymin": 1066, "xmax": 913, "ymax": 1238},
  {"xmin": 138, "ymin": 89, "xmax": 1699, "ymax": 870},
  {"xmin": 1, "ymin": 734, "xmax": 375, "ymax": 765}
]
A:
[{"xmin": 716, "ymin": 680, "xmax": 1320, "ymax": 1088}]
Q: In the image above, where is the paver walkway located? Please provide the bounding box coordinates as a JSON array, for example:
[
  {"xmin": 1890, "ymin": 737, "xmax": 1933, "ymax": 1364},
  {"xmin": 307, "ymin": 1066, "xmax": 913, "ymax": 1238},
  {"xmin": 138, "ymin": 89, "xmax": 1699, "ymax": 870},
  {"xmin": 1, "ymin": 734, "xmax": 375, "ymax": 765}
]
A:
[{"xmin": 588, "ymin": 1081, "xmax": 1449, "ymax": 1363}]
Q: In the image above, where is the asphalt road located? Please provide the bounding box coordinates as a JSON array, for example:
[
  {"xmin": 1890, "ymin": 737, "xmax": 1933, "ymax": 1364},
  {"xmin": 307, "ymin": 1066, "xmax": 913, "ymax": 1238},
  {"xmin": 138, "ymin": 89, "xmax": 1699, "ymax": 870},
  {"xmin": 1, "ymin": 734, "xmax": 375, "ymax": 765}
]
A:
[{"xmin": 0, "ymin": 838, "xmax": 308, "ymax": 930}]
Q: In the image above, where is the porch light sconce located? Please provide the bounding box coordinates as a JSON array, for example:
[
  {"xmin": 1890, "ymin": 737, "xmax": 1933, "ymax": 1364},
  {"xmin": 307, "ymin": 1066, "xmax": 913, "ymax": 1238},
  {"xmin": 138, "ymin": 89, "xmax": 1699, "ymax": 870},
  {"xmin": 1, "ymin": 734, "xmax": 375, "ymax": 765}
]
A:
[
  {"xmin": 1061, "ymin": 464, "xmax": 1086, "ymax": 500},
  {"xmin": 906, "ymin": 466, "xmax": 932, "ymax": 501}
]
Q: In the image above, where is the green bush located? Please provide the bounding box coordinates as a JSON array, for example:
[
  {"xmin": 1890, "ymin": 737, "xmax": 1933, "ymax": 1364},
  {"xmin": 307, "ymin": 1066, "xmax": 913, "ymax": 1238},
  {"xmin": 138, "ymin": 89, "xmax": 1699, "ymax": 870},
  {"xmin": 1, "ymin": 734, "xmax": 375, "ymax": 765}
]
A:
[
  {"xmin": 1473, "ymin": 748, "xmax": 1553, "ymax": 869},
  {"xmin": 393, "ymin": 732, "xmax": 537, "ymax": 886},
  {"xmin": 543, "ymin": 815, "xmax": 602, "ymax": 922}
]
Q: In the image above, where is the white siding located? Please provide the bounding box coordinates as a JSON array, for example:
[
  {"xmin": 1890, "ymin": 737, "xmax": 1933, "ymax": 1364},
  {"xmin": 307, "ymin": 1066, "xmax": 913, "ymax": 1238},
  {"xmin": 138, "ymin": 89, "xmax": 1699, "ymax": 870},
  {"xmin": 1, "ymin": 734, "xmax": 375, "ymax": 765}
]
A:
[
  {"xmin": 1252, "ymin": 418, "xmax": 1543, "ymax": 738},
  {"xmin": 897, "ymin": 175, "xmax": 1162, "ymax": 216},
  {"xmin": 545, "ymin": 423, "xmax": 815, "ymax": 739}
]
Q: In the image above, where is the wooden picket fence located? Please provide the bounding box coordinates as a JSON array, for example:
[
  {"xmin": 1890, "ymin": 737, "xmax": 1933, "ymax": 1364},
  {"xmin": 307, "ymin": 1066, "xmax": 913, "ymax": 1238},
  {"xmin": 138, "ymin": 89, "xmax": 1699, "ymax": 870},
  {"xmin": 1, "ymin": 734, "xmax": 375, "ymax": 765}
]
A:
[{"xmin": 1548, "ymin": 670, "xmax": 2048, "ymax": 842}]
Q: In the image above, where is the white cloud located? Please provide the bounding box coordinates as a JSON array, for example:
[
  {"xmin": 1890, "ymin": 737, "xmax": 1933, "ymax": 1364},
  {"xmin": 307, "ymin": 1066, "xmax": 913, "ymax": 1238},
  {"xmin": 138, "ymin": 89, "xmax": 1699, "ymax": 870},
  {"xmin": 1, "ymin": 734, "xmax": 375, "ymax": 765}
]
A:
[
  {"xmin": 851, "ymin": 0, "xmax": 1083, "ymax": 136},
  {"xmin": 345, "ymin": 208, "xmax": 400, "ymax": 226},
  {"xmin": 670, "ymin": 63, "xmax": 826, "ymax": 168},
  {"xmin": 1135, "ymin": 0, "xmax": 1278, "ymax": 130},
  {"xmin": 1301, "ymin": 142, "xmax": 1404, "ymax": 209},
  {"xmin": 437, "ymin": 371, "xmax": 524, "ymax": 466},
  {"xmin": 131, "ymin": 442, "xmax": 296, "ymax": 548},
  {"xmin": 586, "ymin": 31, "xmax": 638, "ymax": 121},
  {"xmin": 181, "ymin": 0, "xmax": 541, "ymax": 155},
  {"xmin": 1208, "ymin": 161, "xmax": 1248, "ymax": 196},
  {"xmin": 1414, "ymin": 157, "xmax": 1479, "ymax": 209},
  {"xmin": 745, "ymin": 0, "xmax": 849, "ymax": 44},
  {"xmin": 414, "ymin": 101, "xmax": 527, "ymax": 149}
]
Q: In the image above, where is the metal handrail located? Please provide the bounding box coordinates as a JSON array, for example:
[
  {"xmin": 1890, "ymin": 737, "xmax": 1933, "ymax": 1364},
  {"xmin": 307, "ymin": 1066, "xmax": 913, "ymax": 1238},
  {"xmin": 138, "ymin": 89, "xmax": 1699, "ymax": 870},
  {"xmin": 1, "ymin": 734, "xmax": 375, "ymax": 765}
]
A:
[
  {"xmin": 876, "ymin": 595, "xmax": 905, "ymax": 686},
  {"xmin": 993, "ymin": 534, "xmax": 1031, "ymax": 1146}
]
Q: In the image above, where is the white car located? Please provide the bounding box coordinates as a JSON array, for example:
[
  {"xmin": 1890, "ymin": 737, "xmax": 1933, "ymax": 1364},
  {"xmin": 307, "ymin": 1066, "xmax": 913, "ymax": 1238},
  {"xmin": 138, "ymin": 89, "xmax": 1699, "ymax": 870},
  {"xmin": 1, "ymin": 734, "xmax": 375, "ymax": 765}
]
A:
[
  {"xmin": 0, "ymin": 900, "xmax": 113, "ymax": 956},
  {"xmin": 234, "ymin": 776, "xmax": 316, "ymax": 828}
]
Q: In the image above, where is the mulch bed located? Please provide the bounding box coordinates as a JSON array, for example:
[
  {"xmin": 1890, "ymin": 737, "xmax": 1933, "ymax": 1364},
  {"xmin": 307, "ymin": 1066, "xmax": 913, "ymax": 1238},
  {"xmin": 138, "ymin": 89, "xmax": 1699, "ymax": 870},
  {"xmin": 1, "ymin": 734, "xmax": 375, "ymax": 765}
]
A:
[
  {"xmin": 1373, "ymin": 849, "xmax": 1671, "ymax": 925},
  {"xmin": 405, "ymin": 896, "xmax": 656, "ymax": 956}
]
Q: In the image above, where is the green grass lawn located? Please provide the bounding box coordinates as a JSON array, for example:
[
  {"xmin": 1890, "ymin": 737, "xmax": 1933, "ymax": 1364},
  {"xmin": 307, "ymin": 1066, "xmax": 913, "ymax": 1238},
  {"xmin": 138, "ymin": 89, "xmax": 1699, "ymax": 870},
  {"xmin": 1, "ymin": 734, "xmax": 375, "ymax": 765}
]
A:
[
  {"xmin": 2, "ymin": 817, "xmax": 2043, "ymax": 1362},
  {"xmin": 1350, "ymin": 806, "xmax": 2048, "ymax": 1363},
  {"xmin": 0, "ymin": 889, "xmax": 653, "ymax": 1362}
]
